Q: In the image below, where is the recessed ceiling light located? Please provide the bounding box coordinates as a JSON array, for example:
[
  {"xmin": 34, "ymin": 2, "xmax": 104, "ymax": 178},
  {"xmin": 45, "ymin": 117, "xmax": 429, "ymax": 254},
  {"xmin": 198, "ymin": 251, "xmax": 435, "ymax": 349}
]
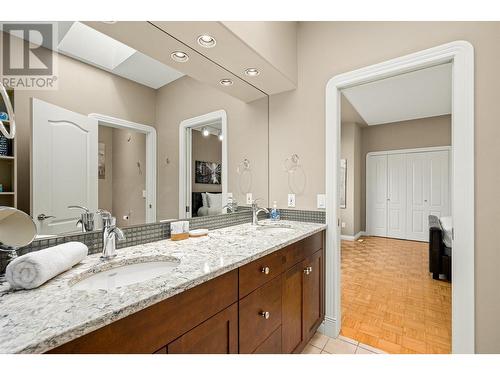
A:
[
  {"xmin": 220, "ymin": 79, "xmax": 233, "ymax": 87},
  {"xmin": 197, "ymin": 34, "xmax": 216, "ymax": 48},
  {"xmin": 244, "ymin": 68, "xmax": 260, "ymax": 77},
  {"xmin": 202, "ymin": 127, "xmax": 210, "ymax": 137},
  {"xmin": 170, "ymin": 51, "xmax": 189, "ymax": 62}
]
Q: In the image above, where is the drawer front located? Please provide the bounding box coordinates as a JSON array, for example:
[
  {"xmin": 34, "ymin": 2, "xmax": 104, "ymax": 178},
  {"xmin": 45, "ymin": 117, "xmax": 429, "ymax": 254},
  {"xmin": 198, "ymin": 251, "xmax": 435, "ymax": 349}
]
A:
[
  {"xmin": 252, "ymin": 326, "xmax": 282, "ymax": 354},
  {"xmin": 299, "ymin": 232, "xmax": 323, "ymax": 259},
  {"xmin": 282, "ymin": 242, "xmax": 302, "ymax": 270},
  {"xmin": 239, "ymin": 276, "xmax": 282, "ymax": 353},
  {"xmin": 239, "ymin": 250, "xmax": 284, "ymax": 297}
]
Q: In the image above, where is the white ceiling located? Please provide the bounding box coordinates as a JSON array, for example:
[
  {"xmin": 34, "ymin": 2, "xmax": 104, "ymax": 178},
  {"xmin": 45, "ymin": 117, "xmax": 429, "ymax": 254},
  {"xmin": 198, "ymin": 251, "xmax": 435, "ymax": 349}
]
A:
[{"xmin": 342, "ymin": 63, "xmax": 452, "ymax": 126}]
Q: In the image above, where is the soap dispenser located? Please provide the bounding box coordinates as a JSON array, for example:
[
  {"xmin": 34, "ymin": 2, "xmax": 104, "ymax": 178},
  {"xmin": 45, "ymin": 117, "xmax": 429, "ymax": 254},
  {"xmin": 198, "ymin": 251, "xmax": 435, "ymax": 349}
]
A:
[{"xmin": 270, "ymin": 201, "xmax": 280, "ymax": 221}]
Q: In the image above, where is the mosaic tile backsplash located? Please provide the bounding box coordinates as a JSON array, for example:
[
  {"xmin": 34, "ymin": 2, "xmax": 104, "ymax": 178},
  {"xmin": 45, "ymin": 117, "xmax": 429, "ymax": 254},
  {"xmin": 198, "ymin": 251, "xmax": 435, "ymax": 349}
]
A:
[{"xmin": 0, "ymin": 208, "xmax": 325, "ymax": 274}]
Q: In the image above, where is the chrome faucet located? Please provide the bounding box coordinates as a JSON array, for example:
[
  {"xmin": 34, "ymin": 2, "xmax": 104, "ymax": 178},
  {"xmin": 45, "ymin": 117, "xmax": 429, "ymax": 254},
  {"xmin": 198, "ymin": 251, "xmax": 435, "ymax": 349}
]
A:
[
  {"xmin": 97, "ymin": 209, "xmax": 125, "ymax": 260},
  {"xmin": 68, "ymin": 205, "xmax": 95, "ymax": 232},
  {"xmin": 251, "ymin": 199, "xmax": 269, "ymax": 226},
  {"xmin": 223, "ymin": 199, "xmax": 238, "ymax": 214}
]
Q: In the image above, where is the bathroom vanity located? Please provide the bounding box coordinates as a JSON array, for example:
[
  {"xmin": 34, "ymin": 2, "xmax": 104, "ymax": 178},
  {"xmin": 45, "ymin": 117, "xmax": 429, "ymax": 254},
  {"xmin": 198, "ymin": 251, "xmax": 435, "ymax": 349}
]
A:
[{"xmin": 0, "ymin": 220, "xmax": 326, "ymax": 354}]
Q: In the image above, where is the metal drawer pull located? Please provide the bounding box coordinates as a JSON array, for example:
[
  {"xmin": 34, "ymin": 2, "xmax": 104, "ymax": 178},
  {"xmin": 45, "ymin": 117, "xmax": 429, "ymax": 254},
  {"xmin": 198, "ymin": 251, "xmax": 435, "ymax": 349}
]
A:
[
  {"xmin": 261, "ymin": 266, "xmax": 270, "ymax": 275},
  {"xmin": 260, "ymin": 311, "xmax": 270, "ymax": 319},
  {"xmin": 304, "ymin": 266, "xmax": 313, "ymax": 275}
]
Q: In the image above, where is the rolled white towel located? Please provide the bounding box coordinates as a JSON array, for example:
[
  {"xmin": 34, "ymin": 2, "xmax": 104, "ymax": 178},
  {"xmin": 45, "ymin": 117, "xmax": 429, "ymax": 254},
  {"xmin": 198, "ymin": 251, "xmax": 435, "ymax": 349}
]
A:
[{"xmin": 5, "ymin": 242, "xmax": 88, "ymax": 290}]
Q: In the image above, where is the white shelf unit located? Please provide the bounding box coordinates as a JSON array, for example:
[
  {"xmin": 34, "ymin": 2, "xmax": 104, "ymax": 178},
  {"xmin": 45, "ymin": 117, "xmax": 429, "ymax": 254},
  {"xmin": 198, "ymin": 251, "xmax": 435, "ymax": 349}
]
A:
[{"xmin": 0, "ymin": 88, "xmax": 16, "ymax": 208}]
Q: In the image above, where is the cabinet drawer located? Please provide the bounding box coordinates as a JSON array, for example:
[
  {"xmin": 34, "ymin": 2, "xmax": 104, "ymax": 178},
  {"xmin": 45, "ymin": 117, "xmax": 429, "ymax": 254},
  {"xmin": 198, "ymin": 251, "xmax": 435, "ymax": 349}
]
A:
[
  {"xmin": 282, "ymin": 242, "xmax": 302, "ymax": 269},
  {"xmin": 239, "ymin": 250, "xmax": 284, "ymax": 297},
  {"xmin": 252, "ymin": 326, "xmax": 282, "ymax": 354},
  {"xmin": 239, "ymin": 276, "xmax": 282, "ymax": 353},
  {"xmin": 299, "ymin": 232, "xmax": 323, "ymax": 259}
]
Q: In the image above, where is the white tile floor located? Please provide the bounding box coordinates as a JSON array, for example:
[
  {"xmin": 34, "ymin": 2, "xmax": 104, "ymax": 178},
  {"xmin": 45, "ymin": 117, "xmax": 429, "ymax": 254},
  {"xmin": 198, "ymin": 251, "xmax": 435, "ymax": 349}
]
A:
[{"xmin": 302, "ymin": 332, "xmax": 387, "ymax": 354}]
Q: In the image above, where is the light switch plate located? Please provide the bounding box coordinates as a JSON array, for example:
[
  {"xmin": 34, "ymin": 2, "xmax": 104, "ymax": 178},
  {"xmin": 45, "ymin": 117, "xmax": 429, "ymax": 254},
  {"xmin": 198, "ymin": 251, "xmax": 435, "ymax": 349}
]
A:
[
  {"xmin": 246, "ymin": 193, "xmax": 253, "ymax": 204},
  {"xmin": 317, "ymin": 194, "xmax": 326, "ymax": 209},
  {"xmin": 287, "ymin": 194, "xmax": 296, "ymax": 208},
  {"xmin": 341, "ymin": 222, "xmax": 346, "ymax": 228},
  {"xmin": 142, "ymin": 190, "xmax": 147, "ymax": 198}
]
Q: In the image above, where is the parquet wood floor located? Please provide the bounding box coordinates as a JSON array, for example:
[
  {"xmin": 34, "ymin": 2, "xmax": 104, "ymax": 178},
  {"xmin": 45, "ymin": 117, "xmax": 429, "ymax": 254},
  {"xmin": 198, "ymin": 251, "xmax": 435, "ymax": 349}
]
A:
[{"xmin": 340, "ymin": 236, "xmax": 451, "ymax": 354}]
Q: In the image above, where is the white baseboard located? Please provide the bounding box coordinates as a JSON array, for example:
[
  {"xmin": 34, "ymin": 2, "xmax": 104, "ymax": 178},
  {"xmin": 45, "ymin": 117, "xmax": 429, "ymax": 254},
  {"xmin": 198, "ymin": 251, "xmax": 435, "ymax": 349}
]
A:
[
  {"xmin": 317, "ymin": 315, "xmax": 338, "ymax": 338},
  {"xmin": 340, "ymin": 231, "xmax": 366, "ymax": 241}
]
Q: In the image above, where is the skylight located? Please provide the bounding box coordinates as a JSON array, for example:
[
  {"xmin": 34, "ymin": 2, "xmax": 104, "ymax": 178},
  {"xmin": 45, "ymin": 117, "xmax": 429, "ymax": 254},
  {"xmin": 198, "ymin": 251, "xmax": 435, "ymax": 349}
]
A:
[{"xmin": 57, "ymin": 22, "xmax": 136, "ymax": 70}]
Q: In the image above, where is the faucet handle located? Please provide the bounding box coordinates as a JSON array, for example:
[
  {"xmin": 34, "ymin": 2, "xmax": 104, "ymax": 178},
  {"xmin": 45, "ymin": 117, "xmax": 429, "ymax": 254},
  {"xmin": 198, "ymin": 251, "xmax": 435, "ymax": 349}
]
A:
[{"xmin": 96, "ymin": 209, "xmax": 112, "ymax": 218}]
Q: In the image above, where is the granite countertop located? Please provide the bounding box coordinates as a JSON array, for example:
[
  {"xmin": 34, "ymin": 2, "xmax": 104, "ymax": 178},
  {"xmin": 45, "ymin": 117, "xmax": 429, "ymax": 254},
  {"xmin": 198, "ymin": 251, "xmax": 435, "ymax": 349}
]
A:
[{"xmin": 0, "ymin": 220, "xmax": 326, "ymax": 354}]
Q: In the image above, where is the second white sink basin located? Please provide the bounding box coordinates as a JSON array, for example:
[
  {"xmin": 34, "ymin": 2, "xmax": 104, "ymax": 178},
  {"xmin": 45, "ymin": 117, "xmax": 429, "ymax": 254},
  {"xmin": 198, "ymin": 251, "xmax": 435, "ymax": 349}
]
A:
[
  {"xmin": 72, "ymin": 260, "xmax": 180, "ymax": 291},
  {"xmin": 255, "ymin": 224, "xmax": 293, "ymax": 233}
]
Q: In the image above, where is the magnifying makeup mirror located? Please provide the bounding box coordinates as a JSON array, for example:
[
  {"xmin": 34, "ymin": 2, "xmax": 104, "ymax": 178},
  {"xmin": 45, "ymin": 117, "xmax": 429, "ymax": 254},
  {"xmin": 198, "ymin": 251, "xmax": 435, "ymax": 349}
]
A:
[{"xmin": 0, "ymin": 207, "xmax": 37, "ymax": 252}]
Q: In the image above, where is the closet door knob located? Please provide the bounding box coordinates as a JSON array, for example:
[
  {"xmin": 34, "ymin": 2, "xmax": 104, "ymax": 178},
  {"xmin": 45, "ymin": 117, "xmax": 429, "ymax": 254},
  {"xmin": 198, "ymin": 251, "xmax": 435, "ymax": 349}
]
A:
[{"xmin": 261, "ymin": 266, "xmax": 270, "ymax": 275}]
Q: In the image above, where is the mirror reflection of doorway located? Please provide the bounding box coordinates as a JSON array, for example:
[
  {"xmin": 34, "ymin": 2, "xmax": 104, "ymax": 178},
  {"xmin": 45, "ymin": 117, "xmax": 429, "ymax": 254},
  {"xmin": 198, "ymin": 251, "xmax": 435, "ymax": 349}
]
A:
[{"xmin": 179, "ymin": 110, "xmax": 228, "ymax": 219}]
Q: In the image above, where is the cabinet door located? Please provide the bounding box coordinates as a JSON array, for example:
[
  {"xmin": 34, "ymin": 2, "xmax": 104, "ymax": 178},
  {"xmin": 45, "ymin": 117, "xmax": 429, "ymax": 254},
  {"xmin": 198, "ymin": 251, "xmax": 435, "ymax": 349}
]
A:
[
  {"xmin": 427, "ymin": 151, "xmax": 450, "ymax": 219},
  {"xmin": 406, "ymin": 152, "xmax": 428, "ymax": 241},
  {"xmin": 366, "ymin": 154, "xmax": 388, "ymax": 237},
  {"xmin": 281, "ymin": 262, "xmax": 304, "ymax": 353},
  {"xmin": 167, "ymin": 303, "xmax": 238, "ymax": 354},
  {"xmin": 387, "ymin": 153, "xmax": 407, "ymax": 239},
  {"xmin": 302, "ymin": 249, "xmax": 324, "ymax": 341}
]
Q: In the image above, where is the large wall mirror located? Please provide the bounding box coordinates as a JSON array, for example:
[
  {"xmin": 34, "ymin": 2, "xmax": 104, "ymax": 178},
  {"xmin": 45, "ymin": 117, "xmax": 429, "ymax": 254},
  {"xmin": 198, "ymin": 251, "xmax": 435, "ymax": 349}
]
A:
[{"xmin": 1, "ymin": 21, "xmax": 269, "ymax": 235}]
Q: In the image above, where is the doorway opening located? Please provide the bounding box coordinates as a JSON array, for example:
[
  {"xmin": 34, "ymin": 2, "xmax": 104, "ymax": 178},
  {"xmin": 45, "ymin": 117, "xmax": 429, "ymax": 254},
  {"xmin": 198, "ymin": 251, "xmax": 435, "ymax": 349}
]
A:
[
  {"xmin": 178, "ymin": 110, "xmax": 228, "ymax": 219},
  {"xmin": 325, "ymin": 41, "xmax": 474, "ymax": 354},
  {"xmin": 89, "ymin": 113, "xmax": 157, "ymax": 225}
]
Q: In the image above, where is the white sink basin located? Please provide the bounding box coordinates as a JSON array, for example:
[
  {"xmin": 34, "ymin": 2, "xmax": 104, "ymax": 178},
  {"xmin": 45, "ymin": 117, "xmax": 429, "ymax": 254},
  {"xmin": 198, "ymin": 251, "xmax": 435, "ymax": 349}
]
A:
[
  {"xmin": 72, "ymin": 260, "xmax": 180, "ymax": 291},
  {"xmin": 255, "ymin": 224, "xmax": 293, "ymax": 233}
]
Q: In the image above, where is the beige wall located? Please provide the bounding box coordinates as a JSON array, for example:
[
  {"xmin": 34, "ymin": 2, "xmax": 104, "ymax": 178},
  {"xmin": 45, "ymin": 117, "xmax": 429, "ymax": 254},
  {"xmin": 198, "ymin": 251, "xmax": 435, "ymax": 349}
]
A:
[
  {"xmin": 11, "ymin": 47, "xmax": 156, "ymax": 214},
  {"xmin": 111, "ymin": 129, "xmax": 146, "ymax": 227},
  {"xmin": 192, "ymin": 131, "xmax": 222, "ymax": 193},
  {"xmin": 340, "ymin": 122, "xmax": 363, "ymax": 237},
  {"xmin": 222, "ymin": 21, "xmax": 298, "ymax": 84},
  {"xmin": 155, "ymin": 76, "xmax": 268, "ymax": 221},
  {"xmin": 269, "ymin": 22, "xmax": 500, "ymax": 352}
]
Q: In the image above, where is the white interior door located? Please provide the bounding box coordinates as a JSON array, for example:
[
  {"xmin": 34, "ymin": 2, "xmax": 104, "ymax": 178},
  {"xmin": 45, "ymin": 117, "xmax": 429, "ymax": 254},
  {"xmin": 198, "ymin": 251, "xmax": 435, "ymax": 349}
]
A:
[
  {"xmin": 366, "ymin": 154, "xmax": 387, "ymax": 237},
  {"xmin": 427, "ymin": 150, "xmax": 450, "ymax": 219},
  {"xmin": 387, "ymin": 153, "xmax": 407, "ymax": 239},
  {"xmin": 406, "ymin": 152, "xmax": 428, "ymax": 241},
  {"xmin": 32, "ymin": 98, "xmax": 98, "ymax": 234}
]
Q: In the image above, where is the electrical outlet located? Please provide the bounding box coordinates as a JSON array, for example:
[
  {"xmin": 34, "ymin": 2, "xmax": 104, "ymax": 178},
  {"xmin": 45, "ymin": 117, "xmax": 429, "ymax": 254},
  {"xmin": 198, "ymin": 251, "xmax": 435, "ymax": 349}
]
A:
[
  {"xmin": 246, "ymin": 193, "xmax": 253, "ymax": 204},
  {"xmin": 142, "ymin": 190, "xmax": 147, "ymax": 198},
  {"xmin": 287, "ymin": 194, "xmax": 296, "ymax": 208},
  {"xmin": 341, "ymin": 222, "xmax": 346, "ymax": 228},
  {"xmin": 317, "ymin": 194, "xmax": 326, "ymax": 209}
]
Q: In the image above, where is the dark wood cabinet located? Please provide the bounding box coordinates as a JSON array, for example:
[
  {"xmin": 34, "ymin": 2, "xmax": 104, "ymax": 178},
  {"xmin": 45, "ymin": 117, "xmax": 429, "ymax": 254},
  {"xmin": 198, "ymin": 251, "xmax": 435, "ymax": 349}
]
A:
[
  {"xmin": 252, "ymin": 327, "xmax": 282, "ymax": 354},
  {"xmin": 167, "ymin": 303, "xmax": 238, "ymax": 354},
  {"xmin": 282, "ymin": 236, "xmax": 325, "ymax": 354},
  {"xmin": 47, "ymin": 231, "xmax": 325, "ymax": 355},
  {"xmin": 281, "ymin": 262, "xmax": 304, "ymax": 354},
  {"xmin": 302, "ymin": 249, "xmax": 324, "ymax": 342},
  {"xmin": 239, "ymin": 276, "xmax": 282, "ymax": 353}
]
